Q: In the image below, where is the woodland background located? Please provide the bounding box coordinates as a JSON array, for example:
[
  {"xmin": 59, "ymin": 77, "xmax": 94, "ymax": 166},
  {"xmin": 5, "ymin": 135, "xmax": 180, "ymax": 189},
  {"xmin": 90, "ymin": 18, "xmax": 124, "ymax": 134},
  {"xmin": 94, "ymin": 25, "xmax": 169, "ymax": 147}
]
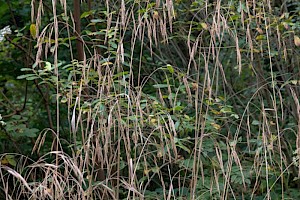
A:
[{"xmin": 0, "ymin": 0, "xmax": 300, "ymax": 199}]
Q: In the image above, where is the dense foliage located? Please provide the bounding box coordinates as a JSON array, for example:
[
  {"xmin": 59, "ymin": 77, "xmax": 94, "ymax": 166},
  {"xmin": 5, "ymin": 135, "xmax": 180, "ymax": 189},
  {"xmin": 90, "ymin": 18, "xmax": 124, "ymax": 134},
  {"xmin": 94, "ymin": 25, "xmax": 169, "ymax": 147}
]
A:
[{"xmin": 1, "ymin": 0, "xmax": 300, "ymax": 199}]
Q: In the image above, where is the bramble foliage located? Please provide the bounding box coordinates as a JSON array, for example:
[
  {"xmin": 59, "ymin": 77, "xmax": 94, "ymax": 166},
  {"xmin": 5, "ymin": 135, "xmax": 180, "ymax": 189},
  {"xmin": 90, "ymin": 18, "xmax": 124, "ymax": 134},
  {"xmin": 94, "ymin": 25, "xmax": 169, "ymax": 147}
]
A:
[{"xmin": 0, "ymin": 0, "xmax": 300, "ymax": 199}]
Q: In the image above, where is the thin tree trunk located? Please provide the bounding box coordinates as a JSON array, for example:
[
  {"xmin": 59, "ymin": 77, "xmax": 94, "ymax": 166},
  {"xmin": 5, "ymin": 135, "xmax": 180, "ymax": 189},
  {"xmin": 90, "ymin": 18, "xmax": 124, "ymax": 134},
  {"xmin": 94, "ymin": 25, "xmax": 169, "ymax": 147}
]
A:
[{"xmin": 73, "ymin": 0, "xmax": 84, "ymax": 61}]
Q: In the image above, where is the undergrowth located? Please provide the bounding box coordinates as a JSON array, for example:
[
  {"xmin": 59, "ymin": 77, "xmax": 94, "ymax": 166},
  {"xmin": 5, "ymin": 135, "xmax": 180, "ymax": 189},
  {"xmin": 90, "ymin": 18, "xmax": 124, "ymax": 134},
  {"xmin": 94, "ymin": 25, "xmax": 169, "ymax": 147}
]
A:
[{"xmin": 1, "ymin": 0, "xmax": 300, "ymax": 199}]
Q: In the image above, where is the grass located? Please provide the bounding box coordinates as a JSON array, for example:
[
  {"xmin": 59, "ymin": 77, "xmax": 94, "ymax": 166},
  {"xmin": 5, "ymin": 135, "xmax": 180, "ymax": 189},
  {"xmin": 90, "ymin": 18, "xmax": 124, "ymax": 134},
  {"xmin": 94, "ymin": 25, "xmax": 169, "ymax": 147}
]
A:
[{"xmin": 1, "ymin": 0, "xmax": 300, "ymax": 199}]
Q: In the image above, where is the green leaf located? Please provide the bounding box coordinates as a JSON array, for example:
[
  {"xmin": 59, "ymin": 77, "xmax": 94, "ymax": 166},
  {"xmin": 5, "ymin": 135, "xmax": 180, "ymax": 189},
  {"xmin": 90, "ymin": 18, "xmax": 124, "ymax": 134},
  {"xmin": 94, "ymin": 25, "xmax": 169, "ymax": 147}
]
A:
[
  {"xmin": 24, "ymin": 128, "xmax": 39, "ymax": 137},
  {"xmin": 179, "ymin": 158, "xmax": 194, "ymax": 169},
  {"xmin": 113, "ymin": 71, "xmax": 129, "ymax": 79},
  {"xmin": 153, "ymin": 84, "xmax": 170, "ymax": 88},
  {"xmin": 91, "ymin": 19, "xmax": 106, "ymax": 23},
  {"xmin": 44, "ymin": 61, "xmax": 52, "ymax": 71},
  {"xmin": 230, "ymin": 114, "xmax": 239, "ymax": 119},
  {"xmin": 20, "ymin": 68, "xmax": 33, "ymax": 71},
  {"xmin": 6, "ymin": 155, "xmax": 16, "ymax": 166},
  {"xmin": 17, "ymin": 74, "xmax": 38, "ymax": 80},
  {"xmin": 127, "ymin": 115, "xmax": 138, "ymax": 121},
  {"xmin": 252, "ymin": 120, "xmax": 260, "ymax": 125},
  {"xmin": 151, "ymin": 166, "xmax": 160, "ymax": 173},
  {"xmin": 174, "ymin": 138, "xmax": 190, "ymax": 153},
  {"xmin": 256, "ymin": 35, "xmax": 266, "ymax": 41},
  {"xmin": 200, "ymin": 22, "xmax": 208, "ymax": 30},
  {"xmin": 80, "ymin": 10, "xmax": 95, "ymax": 18},
  {"xmin": 173, "ymin": 105, "xmax": 184, "ymax": 111},
  {"xmin": 26, "ymin": 76, "xmax": 39, "ymax": 81},
  {"xmin": 166, "ymin": 64, "xmax": 174, "ymax": 74},
  {"xmin": 220, "ymin": 106, "xmax": 232, "ymax": 113},
  {"xmin": 109, "ymin": 41, "xmax": 118, "ymax": 49},
  {"xmin": 29, "ymin": 24, "xmax": 36, "ymax": 39}
]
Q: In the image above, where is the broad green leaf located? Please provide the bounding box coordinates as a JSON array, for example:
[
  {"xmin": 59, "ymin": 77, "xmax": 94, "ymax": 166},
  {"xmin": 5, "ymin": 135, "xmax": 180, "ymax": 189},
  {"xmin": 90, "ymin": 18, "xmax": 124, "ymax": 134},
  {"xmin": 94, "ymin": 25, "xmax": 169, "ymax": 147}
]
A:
[
  {"xmin": 80, "ymin": 10, "xmax": 95, "ymax": 18},
  {"xmin": 179, "ymin": 158, "xmax": 194, "ymax": 169},
  {"xmin": 30, "ymin": 24, "xmax": 36, "ymax": 39},
  {"xmin": 20, "ymin": 68, "xmax": 33, "ymax": 71},
  {"xmin": 24, "ymin": 128, "xmax": 39, "ymax": 137},
  {"xmin": 200, "ymin": 22, "xmax": 208, "ymax": 30},
  {"xmin": 256, "ymin": 35, "xmax": 266, "ymax": 41},
  {"xmin": 220, "ymin": 106, "xmax": 232, "ymax": 113},
  {"xmin": 252, "ymin": 120, "xmax": 260, "ymax": 125},
  {"xmin": 153, "ymin": 84, "xmax": 171, "ymax": 88},
  {"xmin": 91, "ymin": 19, "xmax": 106, "ymax": 23},
  {"xmin": 211, "ymin": 122, "xmax": 221, "ymax": 130},
  {"xmin": 45, "ymin": 61, "xmax": 52, "ymax": 71},
  {"xmin": 230, "ymin": 114, "xmax": 239, "ymax": 119},
  {"xmin": 151, "ymin": 166, "xmax": 160, "ymax": 173},
  {"xmin": 166, "ymin": 64, "xmax": 174, "ymax": 74},
  {"xmin": 6, "ymin": 155, "xmax": 16, "ymax": 166},
  {"xmin": 25, "ymin": 76, "xmax": 39, "ymax": 81},
  {"xmin": 109, "ymin": 41, "xmax": 118, "ymax": 49},
  {"xmin": 174, "ymin": 138, "xmax": 190, "ymax": 153},
  {"xmin": 17, "ymin": 74, "xmax": 37, "ymax": 80}
]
